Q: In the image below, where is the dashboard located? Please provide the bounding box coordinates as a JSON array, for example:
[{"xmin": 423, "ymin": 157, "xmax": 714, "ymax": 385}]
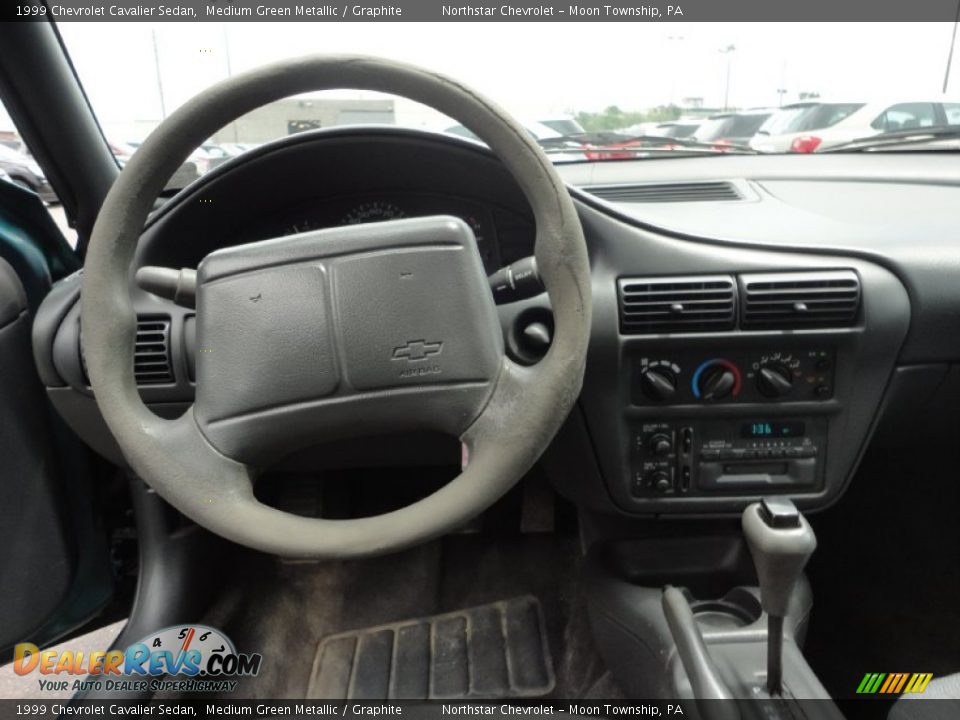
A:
[
  {"xmin": 131, "ymin": 130, "xmax": 535, "ymax": 274},
  {"xmin": 35, "ymin": 126, "xmax": 960, "ymax": 520}
]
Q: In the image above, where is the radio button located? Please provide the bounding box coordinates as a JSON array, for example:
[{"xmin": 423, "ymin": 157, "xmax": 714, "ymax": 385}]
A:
[
  {"xmin": 650, "ymin": 471, "xmax": 672, "ymax": 494},
  {"xmin": 648, "ymin": 433, "xmax": 673, "ymax": 456}
]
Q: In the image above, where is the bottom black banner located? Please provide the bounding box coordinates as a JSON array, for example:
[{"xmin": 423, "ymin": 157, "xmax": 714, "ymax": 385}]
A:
[{"xmin": 0, "ymin": 698, "xmax": 938, "ymax": 720}]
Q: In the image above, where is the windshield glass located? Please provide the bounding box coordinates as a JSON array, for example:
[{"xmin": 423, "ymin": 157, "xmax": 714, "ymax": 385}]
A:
[{"xmin": 53, "ymin": 21, "xmax": 960, "ymax": 185}]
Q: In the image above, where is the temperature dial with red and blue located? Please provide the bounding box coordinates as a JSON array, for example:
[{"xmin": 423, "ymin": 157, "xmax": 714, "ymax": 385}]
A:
[{"xmin": 692, "ymin": 359, "xmax": 742, "ymax": 401}]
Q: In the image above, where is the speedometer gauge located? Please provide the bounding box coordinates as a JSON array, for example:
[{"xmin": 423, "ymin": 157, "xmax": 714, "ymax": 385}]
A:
[{"xmin": 342, "ymin": 201, "xmax": 406, "ymax": 225}]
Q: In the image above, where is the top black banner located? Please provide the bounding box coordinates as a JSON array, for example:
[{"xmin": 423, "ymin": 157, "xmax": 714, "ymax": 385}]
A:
[{"xmin": 4, "ymin": 0, "xmax": 960, "ymax": 22}]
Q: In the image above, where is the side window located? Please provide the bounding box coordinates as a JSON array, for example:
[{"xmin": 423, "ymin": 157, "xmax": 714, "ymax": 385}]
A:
[
  {"xmin": 0, "ymin": 99, "xmax": 77, "ymax": 248},
  {"xmin": 871, "ymin": 103, "xmax": 938, "ymax": 132},
  {"xmin": 943, "ymin": 103, "xmax": 960, "ymax": 126}
]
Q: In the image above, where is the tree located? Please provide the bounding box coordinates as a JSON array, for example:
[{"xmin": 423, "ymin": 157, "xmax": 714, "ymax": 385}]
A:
[{"xmin": 574, "ymin": 104, "xmax": 682, "ymax": 132}]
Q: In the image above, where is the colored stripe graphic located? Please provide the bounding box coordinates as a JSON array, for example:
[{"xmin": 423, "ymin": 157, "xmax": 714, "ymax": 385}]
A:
[
  {"xmin": 892, "ymin": 674, "xmax": 910, "ymax": 693},
  {"xmin": 879, "ymin": 674, "xmax": 896, "ymax": 693},
  {"xmin": 904, "ymin": 673, "xmax": 933, "ymax": 694},
  {"xmin": 857, "ymin": 672, "xmax": 933, "ymax": 694}
]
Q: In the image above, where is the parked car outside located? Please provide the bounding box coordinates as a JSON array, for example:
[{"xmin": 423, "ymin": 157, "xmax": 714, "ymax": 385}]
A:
[
  {"xmin": 537, "ymin": 116, "xmax": 586, "ymax": 136},
  {"xmin": 123, "ymin": 139, "xmax": 223, "ymax": 176},
  {"xmin": 692, "ymin": 109, "xmax": 773, "ymax": 147},
  {"xmin": 0, "ymin": 143, "xmax": 57, "ymax": 201},
  {"xmin": 809, "ymin": 100, "xmax": 960, "ymax": 152},
  {"xmin": 748, "ymin": 100, "xmax": 960, "ymax": 153},
  {"xmin": 219, "ymin": 142, "xmax": 258, "ymax": 156},
  {"xmin": 750, "ymin": 102, "xmax": 864, "ymax": 152},
  {"xmin": 445, "ymin": 120, "xmax": 587, "ymax": 161},
  {"xmin": 647, "ymin": 120, "xmax": 702, "ymax": 138}
]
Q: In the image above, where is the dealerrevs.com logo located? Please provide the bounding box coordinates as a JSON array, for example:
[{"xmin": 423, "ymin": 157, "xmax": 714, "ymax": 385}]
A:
[{"xmin": 13, "ymin": 625, "xmax": 261, "ymax": 694}]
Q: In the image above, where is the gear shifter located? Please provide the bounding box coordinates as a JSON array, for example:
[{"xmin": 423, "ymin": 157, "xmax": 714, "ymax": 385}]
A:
[{"xmin": 742, "ymin": 497, "xmax": 817, "ymax": 695}]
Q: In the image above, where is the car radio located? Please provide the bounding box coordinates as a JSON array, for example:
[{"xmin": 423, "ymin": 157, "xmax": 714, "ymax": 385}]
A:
[{"xmin": 631, "ymin": 416, "xmax": 827, "ymax": 497}]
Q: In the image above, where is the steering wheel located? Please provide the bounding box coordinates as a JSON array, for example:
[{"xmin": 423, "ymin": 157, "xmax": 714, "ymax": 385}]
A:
[{"xmin": 81, "ymin": 55, "xmax": 591, "ymax": 558}]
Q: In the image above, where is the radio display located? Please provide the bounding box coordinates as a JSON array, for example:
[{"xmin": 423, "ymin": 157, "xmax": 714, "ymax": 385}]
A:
[{"xmin": 741, "ymin": 421, "xmax": 805, "ymax": 438}]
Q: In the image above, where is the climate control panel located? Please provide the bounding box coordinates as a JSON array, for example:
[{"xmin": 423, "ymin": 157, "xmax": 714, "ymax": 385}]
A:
[{"xmin": 633, "ymin": 348, "xmax": 835, "ymax": 406}]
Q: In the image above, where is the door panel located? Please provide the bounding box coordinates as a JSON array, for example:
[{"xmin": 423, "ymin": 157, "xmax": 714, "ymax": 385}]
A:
[{"xmin": 0, "ymin": 256, "xmax": 75, "ymax": 651}]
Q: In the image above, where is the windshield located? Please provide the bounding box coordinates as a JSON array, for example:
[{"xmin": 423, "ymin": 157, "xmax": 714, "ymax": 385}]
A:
[{"xmin": 51, "ymin": 21, "xmax": 960, "ymax": 186}]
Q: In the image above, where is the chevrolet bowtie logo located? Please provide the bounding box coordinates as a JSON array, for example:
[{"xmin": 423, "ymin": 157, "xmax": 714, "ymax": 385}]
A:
[{"xmin": 392, "ymin": 339, "xmax": 443, "ymax": 362}]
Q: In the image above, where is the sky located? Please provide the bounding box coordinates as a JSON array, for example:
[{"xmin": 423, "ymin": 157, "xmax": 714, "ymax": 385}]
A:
[{"xmin": 3, "ymin": 22, "xmax": 960, "ymax": 138}]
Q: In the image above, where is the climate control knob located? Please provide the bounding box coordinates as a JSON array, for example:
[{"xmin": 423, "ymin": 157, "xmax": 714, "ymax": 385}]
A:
[
  {"xmin": 639, "ymin": 367, "xmax": 678, "ymax": 402},
  {"xmin": 693, "ymin": 359, "xmax": 741, "ymax": 402},
  {"xmin": 756, "ymin": 364, "xmax": 795, "ymax": 398}
]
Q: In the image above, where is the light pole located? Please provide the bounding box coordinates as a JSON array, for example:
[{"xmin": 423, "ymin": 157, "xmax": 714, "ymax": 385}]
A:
[
  {"xmin": 778, "ymin": 59, "xmax": 788, "ymax": 107},
  {"xmin": 719, "ymin": 44, "xmax": 735, "ymax": 112},
  {"xmin": 944, "ymin": 9, "xmax": 960, "ymax": 93},
  {"xmin": 667, "ymin": 35, "xmax": 685, "ymax": 108},
  {"xmin": 222, "ymin": 24, "xmax": 239, "ymax": 142},
  {"xmin": 151, "ymin": 29, "xmax": 167, "ymax": 120}
]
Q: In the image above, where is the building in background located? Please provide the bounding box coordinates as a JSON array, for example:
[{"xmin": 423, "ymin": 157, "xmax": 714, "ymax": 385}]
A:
[{"xmin": 211, "ymin": 97, "xmax": 395, "ymax": 145}]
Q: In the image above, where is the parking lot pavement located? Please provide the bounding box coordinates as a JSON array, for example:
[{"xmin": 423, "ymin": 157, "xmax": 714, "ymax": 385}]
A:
[{"xmin": 0, "ymin": 620, "xmax": 126, "ymax": 699}]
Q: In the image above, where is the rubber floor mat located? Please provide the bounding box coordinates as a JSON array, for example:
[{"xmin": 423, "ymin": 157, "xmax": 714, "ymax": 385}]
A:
[{"xmin": 306, "ymin": 595, "xmax": 554, "ymax": 699}]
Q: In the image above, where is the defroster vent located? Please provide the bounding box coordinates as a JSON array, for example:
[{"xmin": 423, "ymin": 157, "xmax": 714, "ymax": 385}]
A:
[
  {"xmin": 587, "ymin": 181, "xmax": 743, "ymax": 203},
  {"xmin": 618, "ymin": 275, "xmax": 737, "ymax": 334},
  {"xmin": 740, "ymin": 270, "xmax": 861, "ymax": 329}
]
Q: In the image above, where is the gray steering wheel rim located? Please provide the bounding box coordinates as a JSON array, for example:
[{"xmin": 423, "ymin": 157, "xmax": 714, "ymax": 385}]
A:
[{"xmin": 81, "ymin": 55, "xmax": 591, "ymax": 558}]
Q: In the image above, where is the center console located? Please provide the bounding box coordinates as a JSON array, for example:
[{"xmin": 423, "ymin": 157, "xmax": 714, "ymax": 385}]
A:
[
  {"xmin": 547, "ymin": 209, "xmax": 913, "ymax": 518},
  {"xmin": 630, "ymin": 344, "xmax": 835, "ymax": 499},
  {"xmin": 584, "ymin": 499, "xmax": 844, "ymax": 716},
  {"xmin": 539, "ymin": 204, "xmax": 914, "ymax": 708}
]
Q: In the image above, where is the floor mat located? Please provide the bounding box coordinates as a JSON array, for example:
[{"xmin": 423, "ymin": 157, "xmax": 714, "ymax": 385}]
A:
[
  {"xmin": 306, "ymin": 596, "xmax": 554, "ymax": 699},
  {"xmin": 154, "ymin": 533, "xmax": 607, "ymax": 699}
]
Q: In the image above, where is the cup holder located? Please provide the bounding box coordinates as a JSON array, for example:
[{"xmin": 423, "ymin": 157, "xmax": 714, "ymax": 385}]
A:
[{"xmin": 690, "ymin": 586, "xmax": 763, "ymax": 629}]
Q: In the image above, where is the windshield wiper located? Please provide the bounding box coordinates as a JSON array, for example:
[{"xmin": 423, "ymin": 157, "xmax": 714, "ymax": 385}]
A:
[
  {"xmin": 539, "ymin": 133, "xmax": 758, "ymax": 157},
  {"xmin": 822, "ymin": 125, "xmax": 960, "ymax": 152}
]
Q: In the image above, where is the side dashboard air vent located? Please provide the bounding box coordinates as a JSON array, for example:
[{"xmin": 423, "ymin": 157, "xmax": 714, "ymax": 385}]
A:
[
  {"xmin": 587, "ymin": 181, "xmax": 743, "ymax": 203},
  {"xmin": 740, "ymin": 270, "xmax": 861, "ymax": 329},
  {"xmin": 133, "ymin": 319, "xmax": 174, "ymax": 384},
  {"xmin": 81, "ymin": 317, "xmax": 174, "ymax": 385},
  {"xmin": 618, "ymin": 275, "xmax": 737, "ymax": 334}
]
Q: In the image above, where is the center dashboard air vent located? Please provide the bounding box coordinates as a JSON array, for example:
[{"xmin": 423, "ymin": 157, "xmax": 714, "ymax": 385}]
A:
[
  {"xmin": 740, "ymin": 270, "xmax": 861, "ymax": 329},
  {"xmin": 618, "ymin": 275, "xmax": 737, "ymax": 334},
  {"xmin": 587, "ymin": 181, "xmax": 744, "ymax": 203}
]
